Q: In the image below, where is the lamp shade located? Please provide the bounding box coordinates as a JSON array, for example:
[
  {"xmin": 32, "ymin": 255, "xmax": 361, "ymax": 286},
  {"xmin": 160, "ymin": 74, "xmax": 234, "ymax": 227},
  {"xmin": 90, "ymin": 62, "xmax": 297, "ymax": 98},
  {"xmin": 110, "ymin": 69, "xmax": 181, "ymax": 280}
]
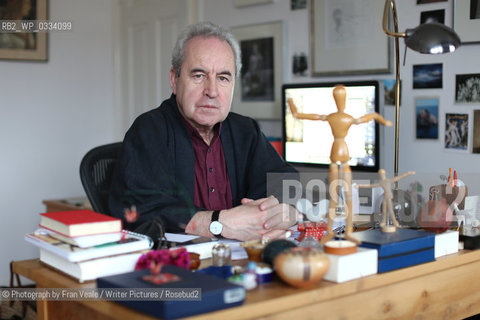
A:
[{"xmin": 405, "ymin": 22, "xmax": 461, "ymax": 54}]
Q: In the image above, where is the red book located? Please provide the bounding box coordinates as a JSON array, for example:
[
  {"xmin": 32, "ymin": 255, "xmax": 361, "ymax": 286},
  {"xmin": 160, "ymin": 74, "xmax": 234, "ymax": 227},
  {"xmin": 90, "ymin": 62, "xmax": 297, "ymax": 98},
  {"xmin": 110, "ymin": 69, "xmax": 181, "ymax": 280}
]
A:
[{"xmin": 39, "ymin": 210, "xmax": 122, "ymax": 237}]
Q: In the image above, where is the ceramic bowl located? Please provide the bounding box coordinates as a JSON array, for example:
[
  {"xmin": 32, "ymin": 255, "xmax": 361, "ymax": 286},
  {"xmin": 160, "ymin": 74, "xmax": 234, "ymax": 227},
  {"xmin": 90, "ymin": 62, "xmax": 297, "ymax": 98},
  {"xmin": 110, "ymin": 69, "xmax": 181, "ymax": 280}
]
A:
[{"xmin": 274, "ymin": 247, "xmax": 330, "ymax": 288}]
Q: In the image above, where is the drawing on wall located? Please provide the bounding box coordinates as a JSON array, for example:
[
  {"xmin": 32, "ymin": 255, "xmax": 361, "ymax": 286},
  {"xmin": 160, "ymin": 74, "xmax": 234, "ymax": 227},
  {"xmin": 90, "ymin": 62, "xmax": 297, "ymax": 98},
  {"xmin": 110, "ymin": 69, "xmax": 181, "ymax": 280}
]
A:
[
  {"xmin": 240, "ymin": 37, "xmax": 274, "ymax": 102},
  {"xmin": 415, "ymin": 97, "xmax": 439, "ymax": 139},
  {"xmin": 444, "ymin": 113, "xmax": 468, "ymax": 151},
  {"xmin": 473, "ymin": 110, "xmax": 480, "ymax": 153},
  {"xmin": 413, "ymin": 64, "xmax": 443, "ymax": 89},
  {"xmin": 455, "ymin": 73, "xmax": 480, "ymax": 103}
]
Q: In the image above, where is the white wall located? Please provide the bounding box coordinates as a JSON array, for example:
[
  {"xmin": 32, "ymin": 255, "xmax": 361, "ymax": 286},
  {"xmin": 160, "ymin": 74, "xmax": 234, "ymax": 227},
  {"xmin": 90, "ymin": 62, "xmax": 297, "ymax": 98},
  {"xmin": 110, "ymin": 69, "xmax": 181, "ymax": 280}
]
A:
[
  {"xmin": 0, "ymin": 0, "xmax": 118, "ymax": 284},
  {"xmin": 201, "ymin": 0, "xmax": 480, "ymax": 177}
]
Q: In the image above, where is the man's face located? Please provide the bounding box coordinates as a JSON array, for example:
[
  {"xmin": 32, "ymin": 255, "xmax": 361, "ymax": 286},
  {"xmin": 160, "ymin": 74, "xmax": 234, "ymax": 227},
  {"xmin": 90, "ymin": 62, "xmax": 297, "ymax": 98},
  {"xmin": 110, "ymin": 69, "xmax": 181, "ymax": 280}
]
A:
[{"xmin": 170, "ymin": 36, "xmax": 236, "ymax": 132}]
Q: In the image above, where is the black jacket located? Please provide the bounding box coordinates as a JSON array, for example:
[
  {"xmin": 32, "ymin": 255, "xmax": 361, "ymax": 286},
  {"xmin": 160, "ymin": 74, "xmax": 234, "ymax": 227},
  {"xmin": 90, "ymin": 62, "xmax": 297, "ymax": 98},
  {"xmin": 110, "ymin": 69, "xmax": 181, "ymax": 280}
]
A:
[{"xmin": 109, "ymin": 95, "xmax": 297, "ymax": 232}]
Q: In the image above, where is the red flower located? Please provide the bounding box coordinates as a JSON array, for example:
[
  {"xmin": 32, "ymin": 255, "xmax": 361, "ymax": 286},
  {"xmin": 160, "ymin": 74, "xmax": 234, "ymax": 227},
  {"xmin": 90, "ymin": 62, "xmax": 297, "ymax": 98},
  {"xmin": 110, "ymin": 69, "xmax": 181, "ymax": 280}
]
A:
[{"xmin": 135, "ymin": 247, "xmax": 191, "ymax": 270}]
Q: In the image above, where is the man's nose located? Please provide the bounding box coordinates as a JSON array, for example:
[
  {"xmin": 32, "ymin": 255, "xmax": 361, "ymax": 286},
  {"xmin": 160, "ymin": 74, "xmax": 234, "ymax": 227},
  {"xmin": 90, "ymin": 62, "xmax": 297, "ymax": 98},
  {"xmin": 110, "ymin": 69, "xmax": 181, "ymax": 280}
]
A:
[{"xmin": 204, "ymin": 77, "xmax": 218, "ymax": 98}]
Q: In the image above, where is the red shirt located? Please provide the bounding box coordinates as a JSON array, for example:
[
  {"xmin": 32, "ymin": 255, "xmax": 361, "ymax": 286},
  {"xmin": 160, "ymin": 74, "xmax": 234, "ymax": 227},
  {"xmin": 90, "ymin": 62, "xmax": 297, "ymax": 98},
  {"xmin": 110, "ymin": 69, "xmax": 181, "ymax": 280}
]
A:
[{"xmin": 182, "ymin": 120, "xmax": 233, "ymax": 211}]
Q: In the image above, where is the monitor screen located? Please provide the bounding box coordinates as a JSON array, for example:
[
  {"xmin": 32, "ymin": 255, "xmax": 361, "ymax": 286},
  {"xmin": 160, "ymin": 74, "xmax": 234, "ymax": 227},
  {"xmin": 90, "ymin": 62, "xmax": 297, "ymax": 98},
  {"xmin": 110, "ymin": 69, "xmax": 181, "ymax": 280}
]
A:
[{"xmin": 282, "ymin": 81, "xmax": 380, "ymax": 172}]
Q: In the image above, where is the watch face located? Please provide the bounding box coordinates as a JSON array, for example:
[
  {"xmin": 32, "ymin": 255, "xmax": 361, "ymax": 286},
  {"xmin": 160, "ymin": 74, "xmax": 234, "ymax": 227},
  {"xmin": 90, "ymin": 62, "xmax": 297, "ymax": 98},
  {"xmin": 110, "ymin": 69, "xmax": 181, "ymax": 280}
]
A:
[{"xmin": 209, "ymin": 221, "xmax": 223, "ymax": 235}]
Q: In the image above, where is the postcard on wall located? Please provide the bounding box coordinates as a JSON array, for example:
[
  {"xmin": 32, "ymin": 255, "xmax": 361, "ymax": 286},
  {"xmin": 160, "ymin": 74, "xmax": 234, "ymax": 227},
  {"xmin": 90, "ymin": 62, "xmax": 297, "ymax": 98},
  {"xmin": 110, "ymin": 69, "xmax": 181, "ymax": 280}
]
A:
[
  {"xmin": 383, "ymin": 79, "xmax": 401, "ymax": 106},
  {"xmin": 413, "ymin": 64, "xmax": 443, "ymax": 89},
  {"xmin": 416, "ymin": 97, "xmax": 439, "ymax": 139},
  {"xmin": 444, "ymin": 113, "xmax": 468, "ymax": 151},
  {"xmin": 455, "ymin": 73, "xmax": 480, "ymax": 103},
  {"xmin": 473, "ymin": 110, "xmax": 480, "ymax": 153}
]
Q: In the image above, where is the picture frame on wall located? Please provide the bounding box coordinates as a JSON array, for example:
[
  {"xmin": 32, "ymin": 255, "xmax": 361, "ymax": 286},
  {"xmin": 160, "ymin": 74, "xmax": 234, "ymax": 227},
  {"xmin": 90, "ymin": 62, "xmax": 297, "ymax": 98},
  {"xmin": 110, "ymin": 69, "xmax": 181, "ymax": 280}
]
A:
[
  {"xmin": 231, "ymin": 21, "xmax": 284, "ymax": 119},
  {"xmin": 444, "ymin": 113, "xmax": 468, "ymax": 151},
  {"xmin": 0, "ymin": 0, "xmax": 48, "ymax": 61},
  {"xmin": 473, "ymin": 110, "xmax": 480, "ymax": 153},
  {"xmin": 415, "ymin": 97, "xmax": 439, "ymax": 139},
  {"xmin": 413, "ymin": 64, "xmax": 443, "ymax": 89},
  {"xmin": 455, "ymin": 73, "xmax": 480, "ymax": 103},
  {"xmin": 310, "ymin": 0, "xmax": 390, "ymax": 76},
  {"xmin": 453, "ymin": 0, "xmax": 480, "ymax": 44}
]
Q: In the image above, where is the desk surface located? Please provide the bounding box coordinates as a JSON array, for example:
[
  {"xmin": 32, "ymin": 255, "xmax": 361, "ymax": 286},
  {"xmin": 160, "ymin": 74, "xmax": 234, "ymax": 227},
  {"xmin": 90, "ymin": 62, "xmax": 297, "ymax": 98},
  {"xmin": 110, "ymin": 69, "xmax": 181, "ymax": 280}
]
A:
[{"xmin": 12, "ymin": 249, "xmax": 480, "ymax": 320}]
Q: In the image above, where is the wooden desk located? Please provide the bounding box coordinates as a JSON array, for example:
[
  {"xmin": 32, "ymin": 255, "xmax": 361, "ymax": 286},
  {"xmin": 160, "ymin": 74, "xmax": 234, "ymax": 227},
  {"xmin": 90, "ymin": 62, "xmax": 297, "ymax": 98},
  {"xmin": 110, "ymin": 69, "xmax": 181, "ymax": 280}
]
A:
[{"xmin": 12, "ymin": 250, "xmax": 480, "ymax": 320}]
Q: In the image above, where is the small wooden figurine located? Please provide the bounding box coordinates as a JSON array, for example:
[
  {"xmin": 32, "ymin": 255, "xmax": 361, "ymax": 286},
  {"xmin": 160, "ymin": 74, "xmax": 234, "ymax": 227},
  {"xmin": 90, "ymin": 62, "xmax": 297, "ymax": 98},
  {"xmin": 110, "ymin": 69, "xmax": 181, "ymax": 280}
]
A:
[
  {"xmin": 288, "ymin": 85, "xmax": 392, "ymax": 244},
  {"xmin": 355, "ymin": 169, "xmax": 415, "ymax": 232}
]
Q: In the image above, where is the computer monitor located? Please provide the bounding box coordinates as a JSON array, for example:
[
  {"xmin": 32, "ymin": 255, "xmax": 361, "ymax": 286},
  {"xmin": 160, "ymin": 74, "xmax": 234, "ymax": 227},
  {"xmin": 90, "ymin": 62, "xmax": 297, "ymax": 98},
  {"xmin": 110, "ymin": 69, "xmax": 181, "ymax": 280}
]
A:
[{"xmin": 282, "ymin": 80, "xmax": 380, "ymax": 172}]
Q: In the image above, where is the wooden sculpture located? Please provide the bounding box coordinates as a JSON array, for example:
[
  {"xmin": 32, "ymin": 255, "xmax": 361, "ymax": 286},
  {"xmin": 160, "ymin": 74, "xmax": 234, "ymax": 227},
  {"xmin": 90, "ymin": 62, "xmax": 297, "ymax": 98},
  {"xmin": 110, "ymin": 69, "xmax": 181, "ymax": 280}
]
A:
[
  {"xmin": 288, "ymin": 85, "xmax": 392, "ymax": 244},
  {"xmin": 355, "ymin": 169, "xmax": 415, "ymax": 233}
]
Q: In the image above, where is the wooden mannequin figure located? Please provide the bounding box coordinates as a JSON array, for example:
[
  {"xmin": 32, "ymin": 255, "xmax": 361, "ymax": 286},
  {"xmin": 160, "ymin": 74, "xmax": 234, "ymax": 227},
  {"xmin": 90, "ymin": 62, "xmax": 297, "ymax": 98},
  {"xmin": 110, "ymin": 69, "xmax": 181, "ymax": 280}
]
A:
[
  {"xmin": 288, "ymin": 85, "xmax": 392, "ymax": 244},
  {"xmin": 355, "ymin": 169, "xmax": 415, "ymax": 233}
]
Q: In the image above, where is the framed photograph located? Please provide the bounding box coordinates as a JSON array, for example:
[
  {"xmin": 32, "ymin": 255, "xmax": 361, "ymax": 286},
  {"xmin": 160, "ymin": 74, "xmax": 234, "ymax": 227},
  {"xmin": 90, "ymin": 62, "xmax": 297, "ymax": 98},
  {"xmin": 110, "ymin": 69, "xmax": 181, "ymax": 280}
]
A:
[
  {"xmin": 417, "ymin": 0, "xmax": 447, "ymax": 4},
  {"xmin": 383, "ymin": 79, "xmax": 401, "ymax": 106},
  {"xmin": 291, "ymin": 0, "xmax": 307, "ymax": 10},
  {"xmin": 231, "ymin": 21, "xmax": 284, "ymax": 119},
  {"xmin": 455, "ymin": 73, "xmax": 480, "ymax": 103},
  {"xmin": 0, "ymin": 0, "xmax": 48, "ymax": 61},
  {"xmin": 473, "ymin": 110, "xmax": 480, "ymax": 153},
  {"xmin": 420, "ymin": 9, "xmax": 445, "ymax": 24},
  {"xmin": 234, "ymin": 0, "xmax": 274, "ymax": 8},
  {"xmin": 310, "ymin": 0, "xmax": 390, "ymax": 76},
  {"xmin": 453, "ymin": 0, "xmax": 480, "ymax": 44},
  {"xmin": 445, "ymin": 113, "xmax": 468, "ymax": 151},
  {"xmin": 413, "ymin": 64, "xmax": 443, "ymax": 89},
  {"xmin": 415, "ymin": 97, "xmax": 439, "ymax": 139}
]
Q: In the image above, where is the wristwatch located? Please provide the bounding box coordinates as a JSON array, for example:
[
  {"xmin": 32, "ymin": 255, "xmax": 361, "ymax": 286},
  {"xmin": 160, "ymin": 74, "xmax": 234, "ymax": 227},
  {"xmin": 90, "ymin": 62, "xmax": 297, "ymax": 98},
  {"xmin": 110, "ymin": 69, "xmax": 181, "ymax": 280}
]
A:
[{"xmin": 209, "ymin": 210, "xmax": 224, "ymax": 238}]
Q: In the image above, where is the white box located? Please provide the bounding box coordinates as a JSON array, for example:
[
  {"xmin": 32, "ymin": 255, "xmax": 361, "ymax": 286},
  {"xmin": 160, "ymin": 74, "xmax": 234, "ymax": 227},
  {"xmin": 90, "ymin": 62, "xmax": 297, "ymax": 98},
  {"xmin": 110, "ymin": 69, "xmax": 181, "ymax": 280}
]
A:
[
  {"xmin": 323, "ymin": 247, "xmax": 377, "ymax": 283},
  {"xmin": 435, "ymin": 230, "xmax": 459, "ymax": 258}
]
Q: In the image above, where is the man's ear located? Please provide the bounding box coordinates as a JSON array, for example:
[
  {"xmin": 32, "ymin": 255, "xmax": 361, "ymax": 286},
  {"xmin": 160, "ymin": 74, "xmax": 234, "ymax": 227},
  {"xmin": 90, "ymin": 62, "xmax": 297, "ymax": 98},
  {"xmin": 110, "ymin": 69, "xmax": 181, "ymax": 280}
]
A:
[{"xmin": 169, "ymin": 68, "xmax": 177, "ymax": 94}]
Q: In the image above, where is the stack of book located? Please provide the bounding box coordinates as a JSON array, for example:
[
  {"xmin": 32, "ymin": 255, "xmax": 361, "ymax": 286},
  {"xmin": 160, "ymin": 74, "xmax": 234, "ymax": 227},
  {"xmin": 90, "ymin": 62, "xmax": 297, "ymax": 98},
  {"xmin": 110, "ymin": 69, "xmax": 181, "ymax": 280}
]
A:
[{"xmin": 25, "ymin": 210, "xmax": 153, "ymax": 282}]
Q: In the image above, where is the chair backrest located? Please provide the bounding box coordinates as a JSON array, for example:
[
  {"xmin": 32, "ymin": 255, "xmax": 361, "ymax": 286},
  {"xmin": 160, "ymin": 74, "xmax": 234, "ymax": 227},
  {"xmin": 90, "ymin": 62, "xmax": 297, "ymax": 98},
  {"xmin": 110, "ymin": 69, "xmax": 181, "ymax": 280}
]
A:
[{"xmin": 79, "ymin": 142, "xmax": 122, "ymax": 215}]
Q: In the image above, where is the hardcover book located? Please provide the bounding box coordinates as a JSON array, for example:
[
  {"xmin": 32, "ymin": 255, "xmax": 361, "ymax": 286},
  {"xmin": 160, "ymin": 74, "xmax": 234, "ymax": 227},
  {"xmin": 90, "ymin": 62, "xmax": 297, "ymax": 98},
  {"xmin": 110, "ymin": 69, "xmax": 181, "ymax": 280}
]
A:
[
  {"xmin": 355, "ymin": 228, "xmax": 435, "ymax": 273},
  {"xmin": 40, "ymin": 249, "xmax": 146, "ymax": 283},
  {"xmin": 39, "ymin": 210, "xmax": 122, "ymax": 237},
  {"xmin": 97, "ymin": 265, "xmax": 246, "ymax": 319},
  {"xmin": 25, "ymin": 229, "xmax": 152, "ymax": 262},
  {"xmin": 49, "ymin": 230, "xmax": 123, "ymax": 248}
]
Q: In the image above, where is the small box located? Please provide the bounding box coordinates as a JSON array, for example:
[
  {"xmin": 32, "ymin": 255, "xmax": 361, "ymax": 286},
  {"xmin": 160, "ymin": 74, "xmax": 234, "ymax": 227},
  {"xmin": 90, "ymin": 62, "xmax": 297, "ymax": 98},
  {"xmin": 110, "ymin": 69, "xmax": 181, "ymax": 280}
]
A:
[
  {"xmin": 324, "ymin": 247, "xmax": 377, "ymax": 283},
  {"xmin": 460, "ymin": 228, "xmax": 480, "ymax": 250},
  {"xmin": 355, "ymin": 228, "xmax": 435, "ymax": 273},
  {"xmin": 435, "ymin": 230, "xmax": 459, "ymax": 258}
]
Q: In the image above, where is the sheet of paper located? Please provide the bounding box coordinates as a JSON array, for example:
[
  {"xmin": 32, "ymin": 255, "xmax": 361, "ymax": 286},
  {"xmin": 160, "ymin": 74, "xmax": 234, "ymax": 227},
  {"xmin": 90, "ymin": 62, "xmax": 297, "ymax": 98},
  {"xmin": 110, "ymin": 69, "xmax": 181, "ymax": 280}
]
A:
[{"xmin": 165, "ymin": 233, "xmax": 200, "ymax": 243}]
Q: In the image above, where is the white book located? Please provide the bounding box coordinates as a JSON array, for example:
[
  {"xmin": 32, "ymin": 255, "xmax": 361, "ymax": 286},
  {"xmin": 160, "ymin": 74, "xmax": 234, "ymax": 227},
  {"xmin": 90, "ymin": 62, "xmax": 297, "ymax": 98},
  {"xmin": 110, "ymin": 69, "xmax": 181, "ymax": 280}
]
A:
[
  {"xmin": 40, "ymin": 248, "xmax": 146, "ymax": 283},
  {"xmin": 25, "ymin": 229, "xmax": 153, "ymax": 262},
  {"xmin": 324, "ymin": 247, "xmax": 378, "ymax": 283},
  {"xmin": 49, "ymin": 230, "xmax": 123, "ymax": 248}
]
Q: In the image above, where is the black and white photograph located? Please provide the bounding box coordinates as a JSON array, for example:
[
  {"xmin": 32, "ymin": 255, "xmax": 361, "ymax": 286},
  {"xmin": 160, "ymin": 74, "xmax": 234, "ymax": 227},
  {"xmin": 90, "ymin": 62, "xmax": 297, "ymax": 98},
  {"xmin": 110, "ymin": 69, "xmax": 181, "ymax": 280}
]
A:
[
  {"xmin": 240, "ymin": 37, "xmax": 274, "ymax": 102},
  {"xmin": 471, "ymin": 0, "xmax": 480, "ymax": 19},
  {"xmin": 455, "ymin": 73, "xmax": 480, "ymax": 103},
  {"xmin": 413, "ymin": 63, "xmax": 443, "ymax": 89},
  {"xmin": 420, "ymin": 9, "xmax": 445, "ymax": 24},
  {"xmin": 417, "ymin": 0, "xmax": 447, "ymax": 4},
  {"xmin": 445, "ymin": 113, "xmax": 469, "ymax": 151},
  {"xmin": 291, "ymin": 0, "xmax": 307, "ymax": 10}
]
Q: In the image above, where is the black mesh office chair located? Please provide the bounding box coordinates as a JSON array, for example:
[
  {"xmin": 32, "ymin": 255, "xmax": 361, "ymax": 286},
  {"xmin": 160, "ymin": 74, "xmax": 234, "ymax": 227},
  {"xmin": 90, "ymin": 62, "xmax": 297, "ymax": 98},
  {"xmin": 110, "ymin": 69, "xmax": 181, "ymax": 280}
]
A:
[{"xmin": 79, "ymin": 142, "xmax": 122, "ymax": 215}]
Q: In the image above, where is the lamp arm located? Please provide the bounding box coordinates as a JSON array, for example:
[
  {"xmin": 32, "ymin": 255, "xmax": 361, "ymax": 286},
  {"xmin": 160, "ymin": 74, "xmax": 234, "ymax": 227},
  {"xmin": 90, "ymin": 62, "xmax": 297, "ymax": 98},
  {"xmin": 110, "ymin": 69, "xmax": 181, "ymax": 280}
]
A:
[{"xmin": 382, "ymin": 0, "xmax": 405, "ymax": 39}]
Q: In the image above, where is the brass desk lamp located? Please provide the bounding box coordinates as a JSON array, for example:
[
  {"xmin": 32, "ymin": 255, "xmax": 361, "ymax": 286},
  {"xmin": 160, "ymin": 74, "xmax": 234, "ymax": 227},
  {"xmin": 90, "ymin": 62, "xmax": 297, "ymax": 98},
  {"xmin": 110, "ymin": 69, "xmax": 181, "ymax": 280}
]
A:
[{"xmin": 382, "ymin": 0, "xmax": 461, "ymax": 177}]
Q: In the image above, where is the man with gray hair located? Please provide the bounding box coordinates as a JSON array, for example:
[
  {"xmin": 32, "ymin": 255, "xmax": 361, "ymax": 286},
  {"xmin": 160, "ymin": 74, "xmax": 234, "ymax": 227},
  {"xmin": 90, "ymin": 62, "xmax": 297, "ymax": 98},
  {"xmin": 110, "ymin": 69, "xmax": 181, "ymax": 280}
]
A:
[{"xmin": 109, "ymin": 22, "xmax": 298, "ymax": 241}]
